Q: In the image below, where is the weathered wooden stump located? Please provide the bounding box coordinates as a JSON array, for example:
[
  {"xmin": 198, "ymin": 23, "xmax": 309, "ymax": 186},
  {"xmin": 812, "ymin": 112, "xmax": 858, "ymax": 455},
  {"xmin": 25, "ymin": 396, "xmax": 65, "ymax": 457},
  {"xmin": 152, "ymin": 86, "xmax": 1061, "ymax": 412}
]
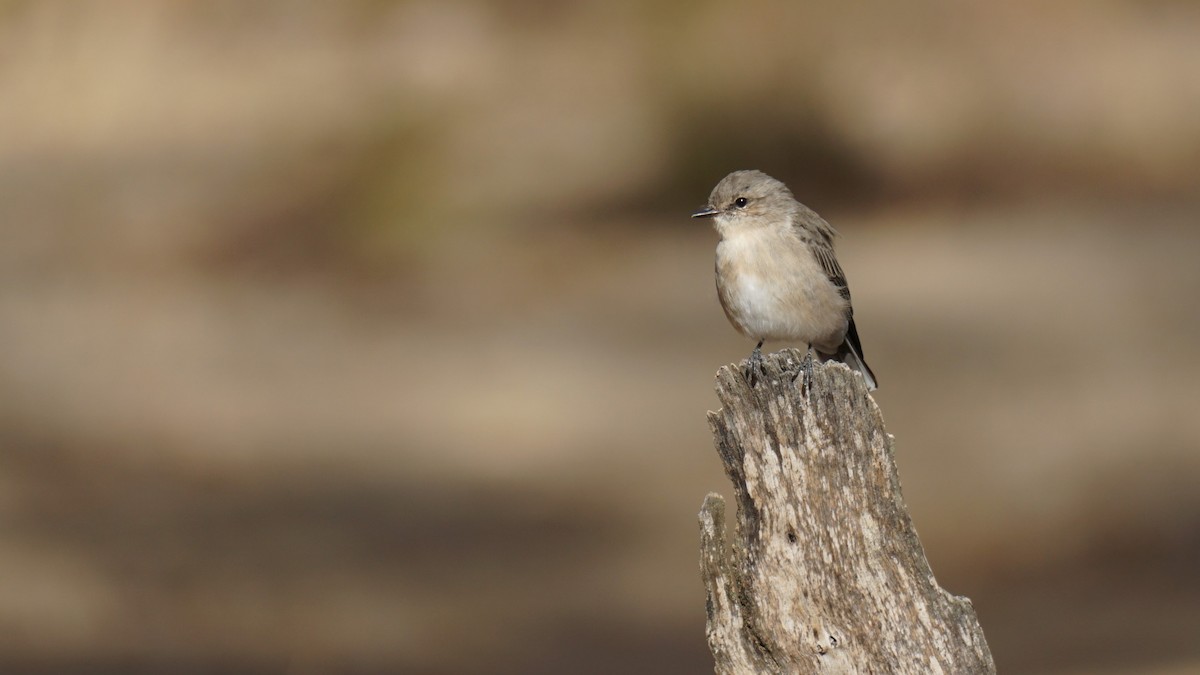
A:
[{"xmin": 700, "ymin": 348, "xmax": 995, "ymax": 674}]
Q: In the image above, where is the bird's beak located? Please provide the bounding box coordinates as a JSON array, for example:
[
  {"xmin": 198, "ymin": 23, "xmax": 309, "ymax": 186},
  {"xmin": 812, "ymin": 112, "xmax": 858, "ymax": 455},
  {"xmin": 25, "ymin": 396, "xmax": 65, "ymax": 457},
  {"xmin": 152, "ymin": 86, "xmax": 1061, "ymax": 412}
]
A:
[{"xmin": 691, "ymin": 206, "xmax": 720, "ymax": 218}]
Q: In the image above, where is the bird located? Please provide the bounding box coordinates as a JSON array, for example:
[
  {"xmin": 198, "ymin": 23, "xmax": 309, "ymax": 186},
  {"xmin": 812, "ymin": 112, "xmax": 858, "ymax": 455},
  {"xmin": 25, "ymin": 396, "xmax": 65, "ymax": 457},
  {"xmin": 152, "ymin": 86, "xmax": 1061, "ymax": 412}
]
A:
[{"xmin": 693, "ymin": 170, "xmax": 877, "ymax": 390}]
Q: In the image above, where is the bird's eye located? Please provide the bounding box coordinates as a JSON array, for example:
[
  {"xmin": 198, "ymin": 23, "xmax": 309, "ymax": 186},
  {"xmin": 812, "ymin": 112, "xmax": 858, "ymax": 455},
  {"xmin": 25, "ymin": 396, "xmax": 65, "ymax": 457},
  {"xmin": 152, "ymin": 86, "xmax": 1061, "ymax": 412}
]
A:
[{"xmin": 734, "ymin": 197, "xmax": 748, "ymax": 208}]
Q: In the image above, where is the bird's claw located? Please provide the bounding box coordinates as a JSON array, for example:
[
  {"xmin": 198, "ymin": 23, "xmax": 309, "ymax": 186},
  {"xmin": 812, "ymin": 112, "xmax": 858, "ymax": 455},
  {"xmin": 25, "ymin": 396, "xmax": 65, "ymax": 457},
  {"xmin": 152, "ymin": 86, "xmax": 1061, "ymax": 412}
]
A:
[
  {"xmin": 744, "ymin": 342, "xmax": 766, "ymax": 387},
  {"xmin": 790, "ymin": 347, "xmax": 815, "ymax": 395}
]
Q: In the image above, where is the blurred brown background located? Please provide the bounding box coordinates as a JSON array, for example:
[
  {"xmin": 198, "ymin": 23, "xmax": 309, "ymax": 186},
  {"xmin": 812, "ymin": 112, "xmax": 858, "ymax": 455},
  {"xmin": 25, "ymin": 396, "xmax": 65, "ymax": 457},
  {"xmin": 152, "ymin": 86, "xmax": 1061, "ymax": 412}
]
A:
[{"xmin": 2, "ymin": 1, "xmax": 1199, "ymax": 673}]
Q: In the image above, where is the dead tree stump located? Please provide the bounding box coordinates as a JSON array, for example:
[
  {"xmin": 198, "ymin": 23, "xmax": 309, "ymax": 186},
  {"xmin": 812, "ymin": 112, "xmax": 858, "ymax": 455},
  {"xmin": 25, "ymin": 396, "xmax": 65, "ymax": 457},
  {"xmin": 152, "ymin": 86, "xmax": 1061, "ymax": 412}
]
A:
[{"xmin": 700, "ymin": 348, "xmax": 995, "ymax": 674}]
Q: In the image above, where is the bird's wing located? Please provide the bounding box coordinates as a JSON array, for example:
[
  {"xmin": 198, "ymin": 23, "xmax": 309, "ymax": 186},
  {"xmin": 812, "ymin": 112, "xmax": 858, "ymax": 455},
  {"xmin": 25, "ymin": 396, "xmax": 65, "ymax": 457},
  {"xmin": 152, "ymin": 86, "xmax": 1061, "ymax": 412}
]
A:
[
  {"xmin": 812, "ymin": 242, "xmax": 852, "ymax": 304},
  {"xmin": 792, "ymin": 207, "xmax": 851, "ymax": 304}
]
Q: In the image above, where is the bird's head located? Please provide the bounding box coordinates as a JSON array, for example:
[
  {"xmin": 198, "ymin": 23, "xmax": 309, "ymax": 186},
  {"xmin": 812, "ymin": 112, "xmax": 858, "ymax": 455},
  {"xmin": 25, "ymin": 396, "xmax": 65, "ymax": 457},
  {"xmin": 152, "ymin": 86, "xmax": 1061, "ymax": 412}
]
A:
[{"xmin": 692, "ymin": 170, "xmax": 797, "ymax": 236}]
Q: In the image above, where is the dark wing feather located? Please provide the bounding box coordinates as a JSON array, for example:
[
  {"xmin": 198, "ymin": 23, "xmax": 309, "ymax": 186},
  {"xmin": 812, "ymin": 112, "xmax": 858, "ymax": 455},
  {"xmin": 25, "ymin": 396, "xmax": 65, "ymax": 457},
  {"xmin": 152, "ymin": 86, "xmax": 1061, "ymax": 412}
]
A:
[{"xmin": 811, "ymin": 242, "xmax": 852, "ymax": 304}]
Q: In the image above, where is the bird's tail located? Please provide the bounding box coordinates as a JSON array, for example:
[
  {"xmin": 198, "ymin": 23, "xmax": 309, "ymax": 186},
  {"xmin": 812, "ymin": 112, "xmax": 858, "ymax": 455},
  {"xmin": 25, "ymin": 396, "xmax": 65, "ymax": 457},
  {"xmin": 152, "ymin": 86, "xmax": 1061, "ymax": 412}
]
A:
[
  {"xmin": 834, "ymin": 319, "xmax": 877, "ymax": 391},
  {"xmin": 838, "ymin": 344, "xmax": 877, "ymax": 391}
]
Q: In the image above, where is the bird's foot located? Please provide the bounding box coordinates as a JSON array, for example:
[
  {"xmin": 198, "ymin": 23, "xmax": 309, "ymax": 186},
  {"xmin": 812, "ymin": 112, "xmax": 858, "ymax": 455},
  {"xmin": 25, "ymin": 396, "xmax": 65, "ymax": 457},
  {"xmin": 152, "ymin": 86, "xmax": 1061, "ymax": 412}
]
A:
[
  {"xmin": 744, "ymin": 341, "xmax": 766, "ymax": 387},
  {"xmin": 790, "ymin": 347, "xmax": 816, "ymax": 395}
]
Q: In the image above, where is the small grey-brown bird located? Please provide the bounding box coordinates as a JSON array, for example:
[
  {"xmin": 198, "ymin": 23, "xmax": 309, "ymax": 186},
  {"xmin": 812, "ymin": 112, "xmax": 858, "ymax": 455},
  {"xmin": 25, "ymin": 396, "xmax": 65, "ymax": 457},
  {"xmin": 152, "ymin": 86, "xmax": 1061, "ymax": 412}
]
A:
[{"xmin": 693, "ymin": 170, "xmax": 877, "ymax": 390}]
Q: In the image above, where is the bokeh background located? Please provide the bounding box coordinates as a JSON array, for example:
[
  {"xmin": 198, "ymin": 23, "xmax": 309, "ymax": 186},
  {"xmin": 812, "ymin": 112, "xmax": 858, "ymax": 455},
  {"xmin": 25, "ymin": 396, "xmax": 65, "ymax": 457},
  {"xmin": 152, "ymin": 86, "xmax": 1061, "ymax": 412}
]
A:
[{"xmin": 2, "ymin": 1, "xmax": 1199, "ymax": 673}]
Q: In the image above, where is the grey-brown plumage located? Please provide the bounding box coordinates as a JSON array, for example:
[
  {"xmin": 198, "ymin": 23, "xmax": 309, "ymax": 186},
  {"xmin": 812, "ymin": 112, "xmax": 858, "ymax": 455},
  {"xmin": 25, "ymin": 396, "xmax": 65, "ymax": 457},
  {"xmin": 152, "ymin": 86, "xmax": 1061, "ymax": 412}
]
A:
[{"xmin": 693, "ymin": 170, "xmax": 877, "ymax": 390}]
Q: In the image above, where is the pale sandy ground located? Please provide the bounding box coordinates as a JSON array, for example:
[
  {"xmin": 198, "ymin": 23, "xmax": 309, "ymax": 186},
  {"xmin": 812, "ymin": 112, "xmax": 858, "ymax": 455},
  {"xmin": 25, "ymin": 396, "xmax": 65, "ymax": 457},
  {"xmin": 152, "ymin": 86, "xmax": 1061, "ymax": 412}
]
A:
[{"xmin": 2, "ymin": 199, "xmax": 1198, "ymax": 673}]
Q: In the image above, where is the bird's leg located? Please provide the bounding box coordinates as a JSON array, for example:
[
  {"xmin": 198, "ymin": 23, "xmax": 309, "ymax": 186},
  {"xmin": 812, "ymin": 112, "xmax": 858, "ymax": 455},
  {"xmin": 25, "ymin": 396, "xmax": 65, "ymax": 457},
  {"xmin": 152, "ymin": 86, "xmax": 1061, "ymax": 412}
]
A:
[
  {"xmin": 744, "ymin": 339, "xmax": 766, "ymax": 387},
  {"xmin": 792, "ymin": 345, "xmax": 816, "ymax": 394}
]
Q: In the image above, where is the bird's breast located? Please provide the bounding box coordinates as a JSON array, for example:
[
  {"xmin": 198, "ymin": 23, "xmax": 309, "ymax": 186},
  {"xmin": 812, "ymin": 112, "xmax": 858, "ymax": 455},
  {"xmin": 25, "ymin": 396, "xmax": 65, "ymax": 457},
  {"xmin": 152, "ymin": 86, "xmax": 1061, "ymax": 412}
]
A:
[{"xmin": 715, "ymin": 232, "xmax": 848, "ymax": 349}]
